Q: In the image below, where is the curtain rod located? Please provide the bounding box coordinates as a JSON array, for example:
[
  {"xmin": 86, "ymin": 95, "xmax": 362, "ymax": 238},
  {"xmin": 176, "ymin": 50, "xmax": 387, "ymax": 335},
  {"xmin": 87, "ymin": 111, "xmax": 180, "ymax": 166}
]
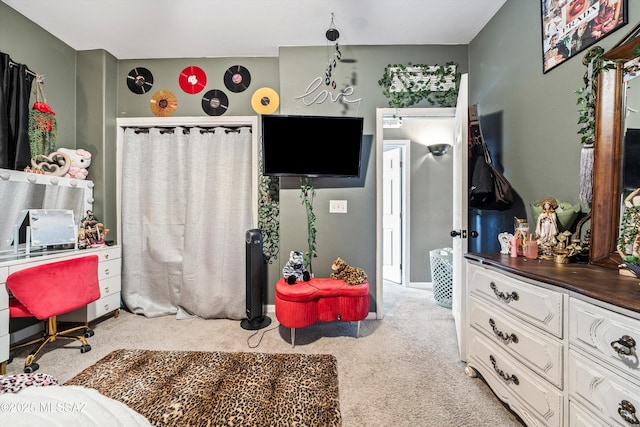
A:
[
  {"xmin": 132, "ymin": 126, "xmax": 250, "ymax": 134},
  {"xmin": 8, "ymin": 59, "xmax": 38, "ymax": 78}
]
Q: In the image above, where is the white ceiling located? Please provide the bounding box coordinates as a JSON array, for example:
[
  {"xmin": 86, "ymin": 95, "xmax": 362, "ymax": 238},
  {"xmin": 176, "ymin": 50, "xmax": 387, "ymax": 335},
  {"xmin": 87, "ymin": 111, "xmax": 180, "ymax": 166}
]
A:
[{"xmin": 3, "ymin": 0, "xmax": 507, "ymax": 59}]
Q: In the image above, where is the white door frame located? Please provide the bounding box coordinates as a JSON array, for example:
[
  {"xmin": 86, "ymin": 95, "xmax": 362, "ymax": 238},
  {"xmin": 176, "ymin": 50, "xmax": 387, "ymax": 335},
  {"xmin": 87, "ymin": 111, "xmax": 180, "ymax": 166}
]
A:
[
  {"xmin": 375, "ymin": 108, "xmax": 456, "ymax": 319},
  {"xmin": 382, "ymin": 140, "xmax": 410, "ymax": 286}
]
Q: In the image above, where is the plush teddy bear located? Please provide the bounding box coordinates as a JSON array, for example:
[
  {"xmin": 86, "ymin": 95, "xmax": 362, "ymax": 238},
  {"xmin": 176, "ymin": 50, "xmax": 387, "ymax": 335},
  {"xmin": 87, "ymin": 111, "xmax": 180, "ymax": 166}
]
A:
[
  {"xmin": 330, "ymin": 257, "xmax": 367, "ymax": 285},
  {"xmin": 57, "ymin": 148, "xmax": 92, "ymax": 179},
  {"xmin": 282, "ymin": 250, "xmax": 311, "ymax": 285}
]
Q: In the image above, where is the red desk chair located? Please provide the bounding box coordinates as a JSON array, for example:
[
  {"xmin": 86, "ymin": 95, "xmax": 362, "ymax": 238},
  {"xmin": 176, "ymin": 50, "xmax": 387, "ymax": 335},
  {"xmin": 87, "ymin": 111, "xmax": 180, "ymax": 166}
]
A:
[{"xmin": 7, "ymin": 255, "xmax": 101, "ymax": 373}]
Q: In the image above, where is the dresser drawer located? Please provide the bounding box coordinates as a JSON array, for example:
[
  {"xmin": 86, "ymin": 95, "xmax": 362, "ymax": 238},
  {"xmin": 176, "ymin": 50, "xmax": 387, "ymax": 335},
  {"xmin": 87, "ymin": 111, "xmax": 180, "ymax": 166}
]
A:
[
  {"xmin": 95, "ymin": 246, "xmax": 121, "ymax": 262},
  {"xmin": 570, "ymin": 298, "xmax": 640, "ymax": 383},
  {"xmin": 99, "ymin": 275, "xmax": 121, "ymax": 298},
  {"xmin": 98, "ymin": 258, "xmax": 121, "ymax": 281},
  {"xmin": 468, "ymin": 264, "xmax": 564, "ymax": 338},
  {"xmin": 470, "ymin": 296, "xmax": 564, "ymax": 388},
  {"xmin": 570, "ymin": 401, "xmax": 610, "ymax": 427},
  {"xmin": 0, "ymin": 308, "xmax": 8, "ymax": 335},
  {"xmin": 0, "ymin": 285, "xmax": 8, "ymax": 309},
  {"xmin": 569, "ymin": 349, "xmax": 640, "ymax": 427},
  {"xmin": 59, "ymin": 292, "xmax": 121, "ymax": 323},
  {"xmin": 468, "ymin": 330, "xmax": 563, "ymax": 427}
]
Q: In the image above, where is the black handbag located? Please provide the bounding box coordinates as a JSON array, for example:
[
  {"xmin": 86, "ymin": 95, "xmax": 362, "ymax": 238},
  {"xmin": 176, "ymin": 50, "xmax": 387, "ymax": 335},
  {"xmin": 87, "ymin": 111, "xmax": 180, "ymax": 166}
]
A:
[{"xmin": 469, "ymin": 140, "xmax": 514, "ymax": 210}]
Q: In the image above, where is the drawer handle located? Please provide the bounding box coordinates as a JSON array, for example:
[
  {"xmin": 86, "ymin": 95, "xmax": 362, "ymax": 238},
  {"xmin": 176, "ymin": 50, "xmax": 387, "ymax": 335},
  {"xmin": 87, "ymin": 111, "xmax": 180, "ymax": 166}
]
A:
[
  {"xmin": 104, "ymin": 254, "xmax": 109, "ymax": 259},
  {"xmin": 618, "ymin": 400, "xmax": 640, "ymax": 425},
  {"xmin": 104, "ymin": 268, "xmax": 110, "ymax": 275},
  {"xmin": 489, "ymin": 355, "xmax": 519, "ymax": 385},
  {"xmin": 489, "ymin": 282, "xmax": 519, "ymax": 303},
  {"xmin": 104, "ymin": 286, "xmax": 110, "ymax": 293},
  {"xmin": 104, "ymin": 304, "xmax": 110, "ymax": 311},
  {"xmin": 489, "ymin": 318, "xmax": 518, "ymax": 344},
  {"xmin": 610, "ymin": 335, "xmax": 637, "ymax": 356}
]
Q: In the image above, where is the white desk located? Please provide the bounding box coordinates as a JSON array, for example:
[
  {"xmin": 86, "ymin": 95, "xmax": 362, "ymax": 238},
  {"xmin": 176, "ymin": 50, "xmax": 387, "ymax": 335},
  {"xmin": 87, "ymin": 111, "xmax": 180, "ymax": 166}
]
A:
[{"xmin": 0, "ymin": 245, "xmax": 121, "ymax": 374}]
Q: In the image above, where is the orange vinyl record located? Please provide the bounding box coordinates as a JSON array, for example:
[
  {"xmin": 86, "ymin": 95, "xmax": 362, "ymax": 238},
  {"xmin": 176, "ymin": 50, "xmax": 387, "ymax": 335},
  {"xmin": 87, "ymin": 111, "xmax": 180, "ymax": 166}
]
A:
[
  {"xmin": 251, "ymin": 87, "xmax": 279, "ymax": 115},
  {"xmin": 178, "ymin": 66, "xmax": 207, "ymax": 94},
  {"xmin": 149, "ymin": 90, "xmax": 178, "ymax": 117}
]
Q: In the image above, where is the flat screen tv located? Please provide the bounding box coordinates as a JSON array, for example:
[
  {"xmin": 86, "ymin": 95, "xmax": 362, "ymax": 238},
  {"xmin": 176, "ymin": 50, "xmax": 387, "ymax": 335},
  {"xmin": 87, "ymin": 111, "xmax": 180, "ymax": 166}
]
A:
[{"xmin": 261, "ymin": 114, "xmax": 364, "ymax": 177}]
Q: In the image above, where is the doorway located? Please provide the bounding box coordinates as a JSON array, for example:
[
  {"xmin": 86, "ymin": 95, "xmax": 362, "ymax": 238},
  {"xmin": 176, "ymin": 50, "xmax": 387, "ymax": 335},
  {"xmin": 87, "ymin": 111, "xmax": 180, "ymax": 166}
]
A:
[
  {"xmin": 382, "ymin": 141, "xmax": 409, "ymax": 285},
  {"xmin": 376, "ymin": 108, "xmax": 456, "ymax": 318}
]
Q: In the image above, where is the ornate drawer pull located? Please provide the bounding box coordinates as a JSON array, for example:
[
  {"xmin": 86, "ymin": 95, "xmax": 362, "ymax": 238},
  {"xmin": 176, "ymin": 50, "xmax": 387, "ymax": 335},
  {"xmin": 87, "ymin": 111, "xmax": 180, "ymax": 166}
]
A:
[
  {"xmin": 489, "ymin": 355, "xmax": 519, "ymax": 385},
  {"xmin": 618, "ymin": 400, "xmax": 639, "ymax": 425},
  {"xmin": 489, "ymin": 282, "xmax": 519, "ymax": 303},
  {"xmin": 489, "ymin": 318, "xmax": 518, "ymax": 344},
  {"xmin": 611, "ymin": 335, "xmax": 637, "ymax": 356},
  {"xmin": 104, "ymin": 254, "xmax": 109, "ymax": 259}
]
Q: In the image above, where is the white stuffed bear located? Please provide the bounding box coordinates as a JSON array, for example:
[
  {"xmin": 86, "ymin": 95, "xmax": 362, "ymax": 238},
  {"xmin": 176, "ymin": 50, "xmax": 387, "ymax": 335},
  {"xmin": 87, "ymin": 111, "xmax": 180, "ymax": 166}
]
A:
[{"xmin": 57, "ymin": 148, "xmax": 92, "ymax": 179}]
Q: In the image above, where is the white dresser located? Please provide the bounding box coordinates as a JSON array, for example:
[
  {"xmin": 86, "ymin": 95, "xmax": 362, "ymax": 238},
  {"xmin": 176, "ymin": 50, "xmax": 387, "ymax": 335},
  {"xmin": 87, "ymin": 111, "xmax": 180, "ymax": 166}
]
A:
[
  {"xmin": 466, "ymin": 254, "xmax": 640, "ymax": 427},
  {"xmin": 0, "ymin": 245, "xmax": 121, "ymax": 374}
]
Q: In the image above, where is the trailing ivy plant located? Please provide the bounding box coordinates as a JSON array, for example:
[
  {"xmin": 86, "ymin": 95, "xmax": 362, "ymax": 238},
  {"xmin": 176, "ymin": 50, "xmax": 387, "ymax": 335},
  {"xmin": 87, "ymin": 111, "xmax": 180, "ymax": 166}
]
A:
[
  {"xmin": 299, "ymin": 177, "xmax": 317, "ymax": 274},
  {"xmin": 258, "ymin": 154, "xmax": 280, "ymax": 264},
  {"xmin": 378, "ymin": 62, "xmax": 461, "ymax": 108},
  {"xmin": 576, "ymin": 47, "xmax": 609, "ymax": 146}
]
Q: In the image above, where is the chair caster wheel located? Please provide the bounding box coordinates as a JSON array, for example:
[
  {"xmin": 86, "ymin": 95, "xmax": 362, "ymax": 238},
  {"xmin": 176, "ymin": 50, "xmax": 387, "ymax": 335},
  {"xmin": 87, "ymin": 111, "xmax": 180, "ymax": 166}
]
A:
[
  {"xmin": 80, "ymin": 344, "xmax": 91, "ymax": 353},
  {"xmin": 84, "ymin": 330, "xmax": 95, "ymax": 338},
  {"xmin": 24, "ymin": 363, "xmax": 39, "ymax": 373}
]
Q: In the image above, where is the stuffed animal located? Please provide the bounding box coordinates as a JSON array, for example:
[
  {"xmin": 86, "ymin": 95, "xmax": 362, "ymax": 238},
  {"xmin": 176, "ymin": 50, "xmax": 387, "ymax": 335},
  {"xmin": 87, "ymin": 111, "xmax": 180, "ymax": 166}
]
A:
[
  {"xmin": 330, "ymin": 257, "xmax": 367, "ymax": 285},
  {"xmin": 57, "ymin": 148, "xmax": 92, "ymax": 179},
  {"xmin": 282, "ymin": 250, "xmax": 311, "ymax": 285}
]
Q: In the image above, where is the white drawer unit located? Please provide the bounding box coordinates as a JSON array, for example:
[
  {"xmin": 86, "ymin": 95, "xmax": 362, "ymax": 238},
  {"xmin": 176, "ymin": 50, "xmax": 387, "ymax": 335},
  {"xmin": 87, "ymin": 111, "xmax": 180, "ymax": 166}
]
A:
[
  {"xmin": 58, "ymin": 246, "xmax": 121, "ymax": 323},
  {"xmin": 469, "ymin": 296, "xmax": 564, "ymax": 388},
  {"xmin": 569, "ymin": 298, "xmax": 640, "ymax": 383},
  {"xmin": 466, "ymin": 255, "xmax": 640, "ymax": 427},
  {"xmin": 466, "ymin": 262, "xmax": 565, "ymax": 426},
  {"xmin": 468, "ymin": 264, "xmax": 564, "ymax": 338},
  {"xmin": 569, "ymin": 349, "xmax": 640, "ymax": 426},
  {"xmin": 469, "ymin": 330, "xmax": 564, "ymax": 427},
  {"xmin": 1, "ymin": 246, "xmax": 122, "ymax": 372}
]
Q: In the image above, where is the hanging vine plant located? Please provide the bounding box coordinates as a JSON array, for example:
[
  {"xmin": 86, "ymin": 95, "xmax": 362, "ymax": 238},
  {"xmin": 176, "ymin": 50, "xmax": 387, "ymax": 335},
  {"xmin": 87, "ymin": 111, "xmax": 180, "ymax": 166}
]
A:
[
  {"xmin": 575, "ymin": 47, "xmax": 610, "ymax": 146},
  {"xmin": 299, "ymin": 177, "xmax": 317, "ymax": 274},
  {"xmin": 258, "ymin": 153, "xmax": 280, "ymax": 264},
  {"xmin": 378, "ymin": 62, "xmax": 461, "ymax": 108}
]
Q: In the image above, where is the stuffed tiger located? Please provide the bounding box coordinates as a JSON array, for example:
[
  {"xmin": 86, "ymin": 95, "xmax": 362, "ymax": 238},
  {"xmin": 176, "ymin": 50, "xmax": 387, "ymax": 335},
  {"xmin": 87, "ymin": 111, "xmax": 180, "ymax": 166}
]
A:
[
  {"xmin": 330, "ymin": 257, "xmax": 367, "ymax": 285},
  {"xmin": 282, "ymin": 250, "xmax": 311, "ymax": 285}
]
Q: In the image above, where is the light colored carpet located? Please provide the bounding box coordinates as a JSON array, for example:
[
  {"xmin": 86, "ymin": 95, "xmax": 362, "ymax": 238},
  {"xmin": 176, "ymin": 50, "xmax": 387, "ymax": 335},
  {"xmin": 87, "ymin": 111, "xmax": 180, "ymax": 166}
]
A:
[{"xmin": 5, "ymin": 282, "xmax": 524, "ymax": 427}]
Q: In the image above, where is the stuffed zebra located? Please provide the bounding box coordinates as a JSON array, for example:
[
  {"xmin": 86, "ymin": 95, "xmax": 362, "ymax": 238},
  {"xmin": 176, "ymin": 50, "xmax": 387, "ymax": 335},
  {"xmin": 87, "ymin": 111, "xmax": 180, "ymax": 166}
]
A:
[{"xmin": 282, "ymin": 250, "xmax": 311, "ymax": 285}]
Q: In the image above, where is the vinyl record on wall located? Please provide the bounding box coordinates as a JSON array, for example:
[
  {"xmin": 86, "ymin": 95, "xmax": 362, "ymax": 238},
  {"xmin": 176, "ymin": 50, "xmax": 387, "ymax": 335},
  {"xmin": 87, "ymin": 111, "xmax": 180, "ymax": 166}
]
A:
[
  {"xmin": 178, "ymin": 65, "xmax": 207, "ymax": 94},
  {"xmin": 251, "ymin": 87, "xmax": 279, "ymax": 115},
  {"xmin": 201, "ymin": 89, "xmax": 229, "ymax": 116},
  {"xmin": 149, "ymin": 90, "xmax": 178, "ymax": 117},
  {"xmin": 224, "ymin": 65, "xmax": 251, "ymax": 93},
  {"xmin": 127, "ymin": 67, "xmax": 154, "ymax": 94}
]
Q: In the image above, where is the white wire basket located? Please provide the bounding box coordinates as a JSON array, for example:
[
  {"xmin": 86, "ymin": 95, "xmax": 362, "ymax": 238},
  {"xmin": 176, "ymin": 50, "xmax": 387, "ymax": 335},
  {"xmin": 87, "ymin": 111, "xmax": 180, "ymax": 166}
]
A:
[{"xmin": 430, "ymin": 248, "xmax": 453, "ymax": 308}]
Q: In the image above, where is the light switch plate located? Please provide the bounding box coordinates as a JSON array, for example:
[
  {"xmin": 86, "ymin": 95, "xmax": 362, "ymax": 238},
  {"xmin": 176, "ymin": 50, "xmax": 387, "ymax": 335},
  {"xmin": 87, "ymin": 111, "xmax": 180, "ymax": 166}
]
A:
[{"xmin": 329, "ymin": 200, "xmax": 347, "ymax": 213}]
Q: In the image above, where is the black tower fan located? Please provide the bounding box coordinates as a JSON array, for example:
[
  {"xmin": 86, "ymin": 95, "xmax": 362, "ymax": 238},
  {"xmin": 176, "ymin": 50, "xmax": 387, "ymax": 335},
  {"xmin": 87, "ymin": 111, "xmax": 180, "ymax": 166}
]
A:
[{"xmin": 241, "ymin": 229, "xmax": 272, "ymax": 330}]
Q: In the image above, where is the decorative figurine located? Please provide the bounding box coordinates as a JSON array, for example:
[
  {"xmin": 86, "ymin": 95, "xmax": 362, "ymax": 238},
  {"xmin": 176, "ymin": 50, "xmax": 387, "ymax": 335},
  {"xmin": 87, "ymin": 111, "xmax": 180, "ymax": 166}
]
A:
[
  {"xmin": 535, "ymin": 197, "xmax": 559, "ymax": 252},
  {"xmin": 498, "ymin": 232, "xmax": 513, "ymax": 255}
]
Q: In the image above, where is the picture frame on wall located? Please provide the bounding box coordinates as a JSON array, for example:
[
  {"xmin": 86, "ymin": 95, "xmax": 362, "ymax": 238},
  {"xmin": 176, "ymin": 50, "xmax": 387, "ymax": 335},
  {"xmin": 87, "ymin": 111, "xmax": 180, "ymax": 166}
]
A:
[{"xmin": 541, "ymin": 0, "xmax": 628, "ymax": 73}]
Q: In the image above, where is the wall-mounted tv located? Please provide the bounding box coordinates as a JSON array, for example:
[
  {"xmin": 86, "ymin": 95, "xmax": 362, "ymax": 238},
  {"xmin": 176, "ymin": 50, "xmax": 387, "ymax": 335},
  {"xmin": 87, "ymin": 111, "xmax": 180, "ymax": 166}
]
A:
[{"xmin": 261, "ymin": 114, "xmax": 364, "ymax": 177}]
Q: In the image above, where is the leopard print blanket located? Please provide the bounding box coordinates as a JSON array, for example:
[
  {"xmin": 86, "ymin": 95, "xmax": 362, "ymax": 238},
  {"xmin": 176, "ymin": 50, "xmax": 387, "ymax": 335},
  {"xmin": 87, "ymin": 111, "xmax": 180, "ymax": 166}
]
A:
[{"xmin": 65, "ymin": 349, "xmax": 341, "ymax": 426}]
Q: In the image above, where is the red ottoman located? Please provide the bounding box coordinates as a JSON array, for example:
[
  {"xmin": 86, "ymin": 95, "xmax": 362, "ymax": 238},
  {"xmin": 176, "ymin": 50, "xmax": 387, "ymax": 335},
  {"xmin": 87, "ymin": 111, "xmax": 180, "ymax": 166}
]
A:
[{"xmin": 275, "ymin": 277, "xmax": 369, "ymax": 347}]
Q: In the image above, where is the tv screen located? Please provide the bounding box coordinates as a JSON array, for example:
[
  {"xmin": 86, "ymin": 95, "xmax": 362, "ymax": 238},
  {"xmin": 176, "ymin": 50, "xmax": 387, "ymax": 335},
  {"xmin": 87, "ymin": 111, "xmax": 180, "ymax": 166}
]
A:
[{"xmin": 261, "ymin": 115, "xmax": 364, "ymax": 177}]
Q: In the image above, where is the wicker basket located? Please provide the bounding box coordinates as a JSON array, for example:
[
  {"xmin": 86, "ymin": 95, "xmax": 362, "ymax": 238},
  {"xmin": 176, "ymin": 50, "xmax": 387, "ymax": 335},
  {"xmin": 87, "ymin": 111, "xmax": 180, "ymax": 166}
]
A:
[{"xmin": 430, "ymin": 248, "xmax": 453, "ymax": 308}]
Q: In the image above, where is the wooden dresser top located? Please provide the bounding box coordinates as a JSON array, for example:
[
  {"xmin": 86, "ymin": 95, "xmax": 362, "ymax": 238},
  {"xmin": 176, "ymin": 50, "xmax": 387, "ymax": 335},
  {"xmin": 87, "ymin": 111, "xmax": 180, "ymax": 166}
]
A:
[{"xmin": 465, "ymin": 253, "xmax": 640, "ymax": 314}]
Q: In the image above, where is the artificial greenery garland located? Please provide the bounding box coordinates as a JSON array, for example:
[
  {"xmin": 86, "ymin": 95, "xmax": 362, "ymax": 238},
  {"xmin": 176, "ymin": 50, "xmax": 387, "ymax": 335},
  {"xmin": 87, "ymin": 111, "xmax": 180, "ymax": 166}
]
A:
[
  {"xmin": 258, "ymin": 154, "xmax": 280, "ymax": 264},
  {"xmin": 378, "ymin": 62, "xmax": 461, "ymax": 108},
  {"xmin": 299, "ymin": 177, "xmax": 317, "ymax": 274}
]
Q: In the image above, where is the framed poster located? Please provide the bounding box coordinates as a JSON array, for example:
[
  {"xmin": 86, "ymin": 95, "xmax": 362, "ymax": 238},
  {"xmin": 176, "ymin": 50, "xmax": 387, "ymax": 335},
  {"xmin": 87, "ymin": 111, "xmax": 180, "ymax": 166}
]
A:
[{"xmin": 541, "ymin": 0, "xmax": 628, "ymax": 73}]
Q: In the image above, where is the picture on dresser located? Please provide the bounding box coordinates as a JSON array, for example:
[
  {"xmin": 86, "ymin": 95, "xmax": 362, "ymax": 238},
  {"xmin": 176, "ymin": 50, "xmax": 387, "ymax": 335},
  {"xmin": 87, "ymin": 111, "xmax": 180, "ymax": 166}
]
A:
[{"xmin": 541, "ymin": 0, "xmax": 628, "ymax": 73}]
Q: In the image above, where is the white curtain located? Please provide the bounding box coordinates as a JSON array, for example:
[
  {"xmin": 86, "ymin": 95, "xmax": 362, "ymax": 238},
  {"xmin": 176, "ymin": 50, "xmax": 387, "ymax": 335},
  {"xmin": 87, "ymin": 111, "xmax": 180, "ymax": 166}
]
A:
[{"xmin": 121, "ymin": 126, "xmax": 253, "ymax": 319}]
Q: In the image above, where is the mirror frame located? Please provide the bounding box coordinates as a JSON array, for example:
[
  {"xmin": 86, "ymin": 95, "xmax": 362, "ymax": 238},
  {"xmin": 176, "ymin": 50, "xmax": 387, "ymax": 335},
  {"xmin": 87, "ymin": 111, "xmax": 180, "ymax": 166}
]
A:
[{"xmin": 591, "ymin": 33, "xmax": 640, "ymax": 268}]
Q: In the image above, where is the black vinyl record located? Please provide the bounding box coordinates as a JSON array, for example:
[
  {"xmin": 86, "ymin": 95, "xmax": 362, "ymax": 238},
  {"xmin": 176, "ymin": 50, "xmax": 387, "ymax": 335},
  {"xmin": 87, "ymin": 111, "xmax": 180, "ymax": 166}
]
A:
[
  {"xmin": 224, "ymin": 65, "xmax": 251, "ymax": 93},
  {"xmin": 126, "ymin": 67, "xmax": 154, "ymax": 94},
  {"xmin": 201, "ymin": 89, "xmax": 229, "ymax": 116}
]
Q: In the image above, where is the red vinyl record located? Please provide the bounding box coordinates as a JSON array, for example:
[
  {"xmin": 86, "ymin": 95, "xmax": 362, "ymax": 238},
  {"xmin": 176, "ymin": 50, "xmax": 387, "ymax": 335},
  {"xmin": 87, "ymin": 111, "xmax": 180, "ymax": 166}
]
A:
[{"xmin": 178, "ymin": 66, "xmax": 207, "ymax": 94}]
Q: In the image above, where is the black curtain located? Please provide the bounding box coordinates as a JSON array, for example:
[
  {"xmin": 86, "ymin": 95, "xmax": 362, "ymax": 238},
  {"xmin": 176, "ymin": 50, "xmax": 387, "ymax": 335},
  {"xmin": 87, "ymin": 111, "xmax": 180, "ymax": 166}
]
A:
[{"xmin": 0, "ymin": 52, "xmax": 35, "ymax": 170}]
